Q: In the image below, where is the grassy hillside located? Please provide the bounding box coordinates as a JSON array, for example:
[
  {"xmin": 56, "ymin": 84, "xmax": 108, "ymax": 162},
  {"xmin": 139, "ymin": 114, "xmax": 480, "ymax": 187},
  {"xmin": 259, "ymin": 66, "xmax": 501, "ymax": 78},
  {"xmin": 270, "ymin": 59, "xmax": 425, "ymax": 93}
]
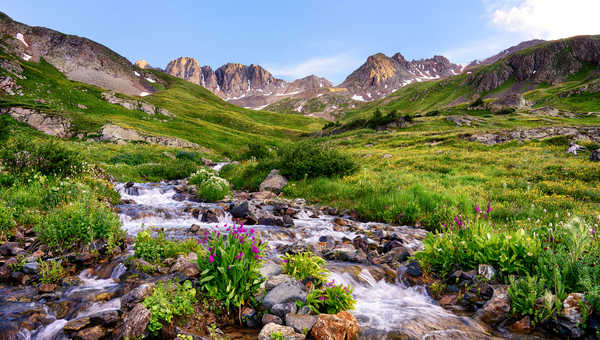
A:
[{"xmin": 0, "ymin": 43, "xmax": 324, "ymax": 181}]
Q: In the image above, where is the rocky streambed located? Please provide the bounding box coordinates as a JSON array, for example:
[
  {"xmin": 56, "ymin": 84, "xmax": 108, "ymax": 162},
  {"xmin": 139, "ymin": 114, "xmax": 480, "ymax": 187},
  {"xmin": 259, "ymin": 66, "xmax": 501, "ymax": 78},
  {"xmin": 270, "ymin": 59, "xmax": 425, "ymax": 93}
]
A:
[{"xmin": 0, "ymin": 179, "xmax": 551, "ymax": 339}]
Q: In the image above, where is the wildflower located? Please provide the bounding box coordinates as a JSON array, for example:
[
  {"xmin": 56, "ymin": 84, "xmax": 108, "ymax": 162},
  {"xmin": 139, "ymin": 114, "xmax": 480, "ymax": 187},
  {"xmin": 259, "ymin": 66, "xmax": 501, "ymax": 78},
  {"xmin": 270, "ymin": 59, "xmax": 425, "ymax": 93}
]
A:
[
  {"xmin": 483, "ymin": 214, "xmax": 487, "ymax": 220},
  {"xmin": 208, "ymin": 254, "xmax": 214, "ymax": 263},
  {"xmin": 283, "ymin": 259, "xmax": 288, "ymax": 263},
  {"xmin": 475, "ymin": 204, "xmax": 481, "ymax": 214},
  {"xmin": 486, "ymin": 202, "xmax": 492, "ymax": 214},
  {"xmin": 319, "ymin": 296, "xmax": 326, "ymax": 301},
  {"xmin": 227, "ymin": 265, "xmax": 230, "ymax": 270},
  {"xmin": 236, "ymin": 251, "xmax": 244, "ymax": 260},
  {"xmin": 505, "ymin": 235, "xmax": 512, "ymax": 240},
  {"xmin": 251, "ymin": 244, "xmax": 260, "ymax": 254}
]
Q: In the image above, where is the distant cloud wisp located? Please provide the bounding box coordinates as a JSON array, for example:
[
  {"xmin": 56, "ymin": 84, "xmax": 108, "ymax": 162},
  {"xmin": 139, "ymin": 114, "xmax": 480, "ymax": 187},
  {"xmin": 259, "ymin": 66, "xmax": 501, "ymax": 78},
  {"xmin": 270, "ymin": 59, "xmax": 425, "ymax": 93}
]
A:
[
  {"xmin": 265, "ymin": 53, "xmax": 361, "ymax": 83},
  {"xmin": 490, "ymin": 0, "xmax": 600, "ymax": 39}
]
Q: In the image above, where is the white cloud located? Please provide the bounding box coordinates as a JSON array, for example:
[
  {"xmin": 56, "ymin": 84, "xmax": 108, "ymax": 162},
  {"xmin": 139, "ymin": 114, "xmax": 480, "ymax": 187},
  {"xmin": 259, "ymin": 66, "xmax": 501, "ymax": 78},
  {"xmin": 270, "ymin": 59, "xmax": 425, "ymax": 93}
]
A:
[
  {"xmin": 265, "ymin": 53, "xmax": 361, "ymax": 83},
  {"xmin": 490, "ymin": 0, "xmax": 600, "ymax": 39}
]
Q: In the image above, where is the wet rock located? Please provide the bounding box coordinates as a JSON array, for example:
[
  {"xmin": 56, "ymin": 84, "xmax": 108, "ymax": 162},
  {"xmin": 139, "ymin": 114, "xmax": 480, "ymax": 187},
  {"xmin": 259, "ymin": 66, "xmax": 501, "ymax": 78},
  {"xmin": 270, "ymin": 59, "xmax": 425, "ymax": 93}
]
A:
[
  {"xmin": 379, "ymin": 246, "xmax": 410, "ymax": 263},
  {"xmin": 447, "ymin": 270, "xmax": 474, "ymax": 285},
  {"xmin": 405, "ymin": 260, "xmax": 422, "ymax": 277},
  {"xmin": 382, "ymin": 239, "xmax": 404, "ymax": 253},
  {"xmin": 242, "ymin": 307, "xmax": 259, "ymax": 328},
  {"xmin": 64, "ymin": 317, "xmax": 91, "ymax": 331},
  {"xmin": 298, "ymin": 305, "xmax": 312, "ymax": 315},
  {"xmin": 591, "ymin": 149, "xmax": 600, "ymax": 162},
  {"xmin": 260, "ymin": 261, "xmax": 282, "ymax": 279},
  {"xmin": 352, "ymin": 236, "xmax": 368, "ymax": 253},
  {"xmin": 73, "ymin": 325, "xmax": 106, "ymax": 340},
  {"xmin": 258, "ymin": 323, "xmax": 305, "ymax": 340},
  {"xmin": 258, "ymin": 216, "xmax": 284, "ymax": 227},
  {"xmin": 259, "ymin": 169, "xmax": 288, "ymax": 194},
  {"xmin": 271, "ymin": 302, "xmax": 297, "ymax": 319},
  {"xmin": 0, "ymin": 321, "xmax": 19, "ymax": 340},
  {"xmin": 262, "ymin": 314, "xmax": 283, "ymax": 325},
  {"xmin": 39, "ymin": 284, "xmax": 56, "ymax": 293},
  {"xmin": 282, "ymin": 215, "xmax": 295, "ymax": 228},
  {"xmin": 262, "ymin": 280, "xmax": 307, "ymax": 309},
  {"xmin": 475, "ymin": 286, "xmax": 510, "ymax": 325},
  {"xmin": 88, "ymin": 310, "xmax": 120, "ymax": 326},
  {"xmin": 252, "ymin": 191, "xmax": 277, "ymax": 200},
  {"xmin": 559, "ymin": 293, "xmax": 588, "ymax": 338},
  {"xmin": 266, "ymin": 274, "xmax": 293, "ymax": 291},
  {"xmin": 508, "ymin": 316, "xmax": 533, "ymax": 334},
  {"xmin": 122, "ymin": 303, "xmax": 151, "ymax": 339},
  {"xmin": 201, "ymin": 157, "xmax": 216, "ymax": 167},
  {"xmin": 286, "ymin": 313, "xmax": 318, "ymax": 334},
  {"xmin": 200, "ymin": 210, "xmax": 220, "ymax": 223},
  {"xmin": 230, "ymin": 201, "xmax": 259, "ymax": 224},
  {"xmin": 311, "ymin": 311, "xmax": 359, "ymax": 340},
  {"xmin": 0, "ymin": 242, "xmax": 23, "ymax": 256},
  {"xmin": 478, "ymin": 264, "xmax": 495, "ymax": 281},
  {"xmin": 94, "ymin": 292, "xmax": 115, "ymax": 302},
  {"xmin": 121, "ymin": 283, "xmax": 155, "ymax": 311}
]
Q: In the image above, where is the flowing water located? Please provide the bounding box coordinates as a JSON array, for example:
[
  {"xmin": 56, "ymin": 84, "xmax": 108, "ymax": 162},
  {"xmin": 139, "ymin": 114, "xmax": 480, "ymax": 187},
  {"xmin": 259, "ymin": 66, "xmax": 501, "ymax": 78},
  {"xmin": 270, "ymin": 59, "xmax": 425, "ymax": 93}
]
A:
[
  {"xmin": 114, "ymin": 181, "xmax": 497, "ymax": 339},
  {"xmin": 1, "ymin": 179, "xmax": 499, "ymax": 339}
]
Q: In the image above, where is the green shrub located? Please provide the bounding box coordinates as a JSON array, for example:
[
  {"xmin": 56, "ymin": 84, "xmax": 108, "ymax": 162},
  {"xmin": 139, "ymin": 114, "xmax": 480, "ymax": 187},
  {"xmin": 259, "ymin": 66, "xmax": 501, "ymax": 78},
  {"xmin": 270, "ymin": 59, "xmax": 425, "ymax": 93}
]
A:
[
  {"xmin": 137, "ymin": 160, "xmax": 197, "ymax": 181},
  {"xmin": 143, "ymin": 280, "xmax": 196, "ymax": 334},
  {"xmin": 426, "ymin": 110, "xmax": 441, "ymax": 116},
  {"xmin": 415, "ymin": 206, "xmax": 541, "ymax": 279},
  {"xmin": 189, "ymin": 168, "xmax": 231, "ymax": 202},
  {"xmin": 470, "ymin": 97, "xmax": 484, "ymax": 107},
  {"xmin": 134, "ymin": 230, "xmax": 200, "ymax": 264},
  {"xmin": 281, "ymin": 251, "xmax": 329, "ymax": 285},
  {"xmin": 36, "ymin": 200, "xmax": 122, "ymax": 251},
  {"xmin": 221, "ymin": 161, "xmax": 274, "ymax": 191},
  {"xmin": 277, "ymin": 141, "xmax": 357, "ymax": 180},
  {"xmin": 298, "ymin": 281, "xmax": 356, "ymax": 314},
  {"xmin": 175, "ymin": 150, "xmax": 201, "ymax": 162},
  {"xmin": 507, "ymin": 274, "xmax": 547, "ymax": 321},
  {"xmin": 108, "ymin": 152, "xmax": 150, "ymax": 165},
  {"xmin": 197, "ymin": 224, "xmax": 266, "ymax": 312},
  {"xmin": 243, "ymin": 142, "xmax": 274, "ymax": 160},
  {"xmin": 0, "ymin": 202, "xmax": 16, "ymax": 237},
  {"xmin": 0, "ymin": 137, "xmax": 86, "ymax": 177},
  {"xmin": 38, "ymin": 259, "xmax": 64, "ymax": 284}
]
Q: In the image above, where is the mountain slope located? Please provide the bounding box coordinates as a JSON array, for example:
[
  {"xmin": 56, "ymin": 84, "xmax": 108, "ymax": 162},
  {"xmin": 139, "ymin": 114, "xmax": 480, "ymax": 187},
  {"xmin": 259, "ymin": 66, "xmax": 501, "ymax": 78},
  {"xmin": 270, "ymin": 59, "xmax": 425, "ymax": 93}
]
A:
[{"xmin": 0, "ymin": 11, "xmax": 155, "ymax": 96}]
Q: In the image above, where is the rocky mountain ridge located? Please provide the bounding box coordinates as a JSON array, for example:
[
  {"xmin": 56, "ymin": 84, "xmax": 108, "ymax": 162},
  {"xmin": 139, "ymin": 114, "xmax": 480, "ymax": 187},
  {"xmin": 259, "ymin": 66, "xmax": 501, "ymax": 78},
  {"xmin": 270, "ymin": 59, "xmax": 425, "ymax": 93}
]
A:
[{"xmin": 0, "ymin": 11, "xmax": 155, "ymax": 97}]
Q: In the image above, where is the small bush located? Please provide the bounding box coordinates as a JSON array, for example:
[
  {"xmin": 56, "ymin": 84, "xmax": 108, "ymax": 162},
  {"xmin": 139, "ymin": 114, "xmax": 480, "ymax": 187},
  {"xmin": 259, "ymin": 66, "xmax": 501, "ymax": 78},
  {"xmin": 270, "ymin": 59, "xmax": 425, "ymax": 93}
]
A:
[
  {"xmin": 137, "ymin": 160, "xmax": 197, "ymax": 181},
  {"xmin": 426, "ymin": 110, "xmax": 441, "ymax": 117},
  {"xmin": 37, "ymin": 200, "xmax": 122, "ymax": 251},
  {"xmin": 507, "ymin": 274, "xmax": 547, "ymax": 321},
  {"xmin": 143, "ymin": 280, "xmax": 196, "ymax": 334},
  {"xmin": 470, "ymin": 97, "xmax": 484, "ymax": 107},
  {"xmin": 243, "ymin": 142, "xmax": 274, "ymax": 160},
  {"xmin": 277, "ymin": 141, "xmax": 357, "ymax": 180},
  {"xmin": 281, "ymin": 251, "xmax": 329, "ymax": 285},
  {"xmin": 0, "ymin": 137, "xmax": 85, "ymax": 177},
  {"xmin": 189, "ymin": 168, "xmax": 231, "ymax": 202},
  {"xmin": 38, "ymin": 259, "xmax": 64, "ymax": 284},
  {"xmin": 175, "ymin": 150, "xmax": 201, "ymax": 162},
  {"xmin": 298, "ymin": 281, "xmax": 356, "ymax": 314},
  {"xmin": 221, "ymin": 161, "xmax": 274, "ymax": 191},
  {"xmin": 197, "ymin": 224, "xmax": 266, "ymax": 312},
  {"xmin": 108, "ymin": 152, "xmax": 150, "ymax": 165},
  {"xmin": 134, "ymin": 230, "xmax": 200, "ymax": 264},
  {"xmin": 0, "ymin": 202, "xmax": 16, "ymax": 237}
]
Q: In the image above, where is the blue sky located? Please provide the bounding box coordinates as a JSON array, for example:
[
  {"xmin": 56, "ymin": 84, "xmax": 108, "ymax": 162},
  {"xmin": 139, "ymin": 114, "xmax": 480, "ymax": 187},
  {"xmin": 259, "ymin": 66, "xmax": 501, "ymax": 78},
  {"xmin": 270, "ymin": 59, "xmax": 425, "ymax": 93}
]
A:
[{"xmin": 2, "ymin": 0, "xmax": 599, "ymax": 84}]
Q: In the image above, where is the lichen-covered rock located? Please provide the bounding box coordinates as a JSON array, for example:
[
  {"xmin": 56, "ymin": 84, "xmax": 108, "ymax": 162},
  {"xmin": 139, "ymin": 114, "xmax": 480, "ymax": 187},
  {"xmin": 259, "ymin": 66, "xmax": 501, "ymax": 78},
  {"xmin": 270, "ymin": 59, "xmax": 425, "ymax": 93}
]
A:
[
  {"xmin": 1, "ymin": 107, "xmax": 73, "ymax": 138},
  {"xmin": 121, "ymin": 303, "xmax": 151, "ymax": 340},
  {"xmin": 286, "ymin": 313, "xmax": 318, "ymax": 334},
  {"xmin": 311, "ymin": 311, "xmax": 359, "ymax": 340},
  {"xmin": 99, "ymin": 124, "xmax": 198, "ymax": 148},
  {"xmin": 258, "ymin": 322, "xmax": 305, "ymax": 340},
  {"xmin": 120, "ymin": 283, "xmax": 155, "ymax": 311}
]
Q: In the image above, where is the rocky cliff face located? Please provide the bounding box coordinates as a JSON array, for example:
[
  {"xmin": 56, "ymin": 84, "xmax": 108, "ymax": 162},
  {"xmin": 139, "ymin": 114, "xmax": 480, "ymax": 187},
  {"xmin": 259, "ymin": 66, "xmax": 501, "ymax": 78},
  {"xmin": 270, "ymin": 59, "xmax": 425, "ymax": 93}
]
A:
[
  {"xmin": 469, "ymin": 35, "xmax": 600, "ymax": 93},
  {"xmin": 165, "ymin": 57, "xmax": 334, "ymax": 109},
  {"xmin": 465, "ymin": 39, "xmax": 546, "ymax": 69},
  {"xmin": 0, "ymin": 12, "xmax": 154, "ymax": 97},
  {"xmin": 338, "ymin": 53, "xmax": 464, "ymax": 100}
]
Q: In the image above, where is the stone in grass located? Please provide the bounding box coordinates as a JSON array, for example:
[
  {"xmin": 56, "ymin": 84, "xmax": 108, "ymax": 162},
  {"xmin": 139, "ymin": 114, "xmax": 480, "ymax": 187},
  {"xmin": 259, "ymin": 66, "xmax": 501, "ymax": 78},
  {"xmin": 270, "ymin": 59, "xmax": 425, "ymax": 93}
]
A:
[
  {"xmin": 259, "ymin": 169, "xmax": 288, "ymax": 194},
  {"xmin": 258, "ymin": 323, "xmax": 305, "ymax": 340}
]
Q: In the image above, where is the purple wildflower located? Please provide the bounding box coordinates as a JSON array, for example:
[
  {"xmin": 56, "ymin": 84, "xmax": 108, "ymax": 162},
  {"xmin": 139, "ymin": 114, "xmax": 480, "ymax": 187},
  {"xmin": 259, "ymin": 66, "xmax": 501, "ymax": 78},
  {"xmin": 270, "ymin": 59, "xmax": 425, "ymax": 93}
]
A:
[
  {"xmin": 319, "ymin": 296, "xmax": 326, "ymax": 301},
  {"xmin": 236, "ymin": 251, "xmax": 244, "ymax": 260},
  {"xmin": 208, "ymin": 255, "xmax": 214, "ymax": 263},
  {"xmin": 487, "ymin": 202, "xmax": 492, "ymax": 214},
  {"xmin": 475, "ymin": 204, "xmax": 481, "ymax": 214},
  {"xmin": 283, "ymin": 259, "xmax": 288, "ymax": 263}
]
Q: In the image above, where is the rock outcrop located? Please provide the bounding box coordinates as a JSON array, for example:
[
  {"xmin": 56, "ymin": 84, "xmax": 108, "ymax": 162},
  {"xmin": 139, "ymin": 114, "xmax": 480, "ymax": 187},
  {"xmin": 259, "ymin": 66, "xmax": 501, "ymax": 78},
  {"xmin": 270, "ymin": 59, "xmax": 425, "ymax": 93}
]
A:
[
  {"xmin": 100, "ymin": 124, "xmax": 199, "ymax": 148},
  {"xmin": 1, "ymin": 107, "xmax": 73, "ymax": 138},
  {"xmin": 468, "ymin": 126, "xmax": 600, "ymax": 145}
]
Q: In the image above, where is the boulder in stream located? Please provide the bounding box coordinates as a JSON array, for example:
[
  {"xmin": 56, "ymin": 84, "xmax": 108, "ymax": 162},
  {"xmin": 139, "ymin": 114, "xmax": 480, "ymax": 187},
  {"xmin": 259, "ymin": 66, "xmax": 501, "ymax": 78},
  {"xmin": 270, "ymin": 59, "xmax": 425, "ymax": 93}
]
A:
[
  {"xmin": 262, "ymin": 280, "xmax": 306, "ymax": 309},
  {"xmin": 311, "ymin": 311, "xmax": 359, "ymax": 340}
]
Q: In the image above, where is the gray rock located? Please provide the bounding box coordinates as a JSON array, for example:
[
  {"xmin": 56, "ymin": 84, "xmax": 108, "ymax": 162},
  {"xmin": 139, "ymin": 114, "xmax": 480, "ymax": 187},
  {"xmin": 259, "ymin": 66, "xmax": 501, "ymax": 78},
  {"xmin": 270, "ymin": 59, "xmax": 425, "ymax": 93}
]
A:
[
  {"xmin": 271, "ymin": 302, "xmax": 297, "ymax": 319},
  {"xmin": 297, "ymin": 305, "xmax": 312, "ymax": 315},
  {"xmin": 475, "ymin": 286, "xmax": 510, "ymax": 325},
  {"xmin": 285, "ymin": 313, "xmax": 318, "ymax": 334},
  {"xmin": 260, "ymin": 261, "xmax": 282, "ymax": 279},
  {"xmin": 591, "ymin": 149, "xmax": 600, "ymax": 162},
  {"xmin": 262, "ymin": 314, "xmax": 283, "ymax": 325},
  {"xmin": 266, "ymin": 274, "xmax": 293, "ymax": 291},
  {"xmin": 262, "ymin": 280, "xmax": 306, "ymax": 309},
  {"xmin": 22, "ymin": 262, "xmax": 39, "ymax": 274},
  {"xmin": 259, "ymin": 169, "xmax": 288, "ymax": 194},
  {"xmin": 478, "ymin": 264, "xmax": 495, "ymax": 281},
  {"xmin": 2, "ymin": 107, "xmax": 73, "ymax": 138}
]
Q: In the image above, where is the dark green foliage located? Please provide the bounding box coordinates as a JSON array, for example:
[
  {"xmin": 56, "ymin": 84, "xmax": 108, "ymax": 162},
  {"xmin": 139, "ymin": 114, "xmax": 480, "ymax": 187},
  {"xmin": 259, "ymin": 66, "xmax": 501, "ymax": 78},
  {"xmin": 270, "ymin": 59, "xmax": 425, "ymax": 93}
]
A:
[
  {"xmin": 108, "ymin": 152, "xmax": 151, "ymax": 165},
  {"xmin": 175, "ymin": 150, "xmax": 202, "ymax": 162},
  {"xmin": 143, "ymin": 280, "xmax": 196, "ymax": 334},
  {"xmin": 322, "ymin": 121, "xmax": 342, "ymax": 130},
  {"xmin": 221, "ymin": 161, "xmax": 274, "ymax": 191},
  {"xmin": 298, "ymin": 282, "xmax": 356, "ymax": 314},
  {"xmin": 0, "ymin": 202, "xmax": 16, "ymax": 237},
  {"xmin": 243, "ymin": 142, "xmax": 274, "ymax": 160},
  {"xmin": 470, "ymin": 97, "xmax": 484, "ymax": 107},
  {"xmin": 136, "ymin": 160, "xmax": 197, "ymax": 181},
  {"xmin": 496, "ymin": 108, "xmax": 516, "ymax": 115},
  {"xmin": 277, "ymin": 141, "xmax": 357, "ymax": 180},
  {"xmin": 0, "ymin": 114, "xmax": 13, "ymax": 141},
  {"xmin": 0, "ymin": 137, "xmax": 85, "ymax": 177},
  {"xmin": 426, "ymin": 110, "xmax": 441, "ymax": 116},
  {"xmin": 36, "ymin": 200, "xmax": 122, "ymax": 251}
]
